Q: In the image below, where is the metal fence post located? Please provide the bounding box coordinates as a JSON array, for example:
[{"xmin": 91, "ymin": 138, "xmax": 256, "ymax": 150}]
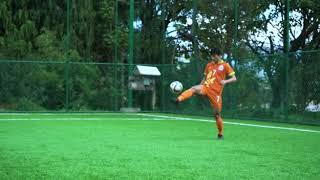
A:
[
  {"xmin": 191, "ymin": 0, "xmax": 199, "ymax": 60},
  {"xmin": 128, "ymin": 0, "xmax": 134, "ymax": 108},
  {"xmin": 114, "ymin": 0, "xmax": 119, "ymax": 111},
  {"xmin": 284, "ymin": 0, "xmax": 290, "ymax": 120},
  {"xmin": 232, "ymin": 0, "xmax": 239, "ymax": 118},
  {"xmin": 65, "ymin": 0, "xmax": 71, "ymax": 112}
]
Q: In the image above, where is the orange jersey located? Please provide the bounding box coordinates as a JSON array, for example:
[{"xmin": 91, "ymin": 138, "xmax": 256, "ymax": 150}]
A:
[{"xmin": 203, "ymin": 60, "xmax": 235, "ymax": 94}]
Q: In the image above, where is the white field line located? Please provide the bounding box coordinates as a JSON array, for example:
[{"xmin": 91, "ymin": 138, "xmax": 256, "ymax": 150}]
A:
[
  {"xmin": 0, "ymin": 113, "xmax": 133, "ymax": 116},
  {"xmin": 137, "ymin": 114, "xmax": 320, "ymax": 134},
  {"xmin": 0, "ymin": 118, "xmax": 161, "ymax": 121},
  {"xmin": 0, "ymin": 113, "xmax": 319, "ymax": 134}
]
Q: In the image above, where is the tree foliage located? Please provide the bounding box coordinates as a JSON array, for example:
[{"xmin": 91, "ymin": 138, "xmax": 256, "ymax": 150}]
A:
[{"xmin": 0, "ymin": 0, "xmax": 319, "ymax": 113}]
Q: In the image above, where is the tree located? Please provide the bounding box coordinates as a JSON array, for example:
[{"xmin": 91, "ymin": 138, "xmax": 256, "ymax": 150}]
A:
[{"xmin": 244, "ymin": 0, "xmax": 320, "ymax": 112}]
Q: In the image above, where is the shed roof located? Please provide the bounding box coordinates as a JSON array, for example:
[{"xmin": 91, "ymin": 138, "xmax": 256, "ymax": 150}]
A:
[{"xmin": 133, "ymin": 65, "xmax": 161, "ymax": 76}]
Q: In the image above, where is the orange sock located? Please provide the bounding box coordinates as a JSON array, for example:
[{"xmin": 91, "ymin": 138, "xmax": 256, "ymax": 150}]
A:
[
  {"xmin": 215, "ymin": 115, "xmax": 223, "ymax": 135},
  {"xmin": 177, "ymin": 89, "xmax": 194, "ymax": 102}
]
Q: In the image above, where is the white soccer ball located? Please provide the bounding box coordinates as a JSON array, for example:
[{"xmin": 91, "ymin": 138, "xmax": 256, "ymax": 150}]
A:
[{"xmin": 170, "ymin": 81, "xmax": 183, "ymax": 94}]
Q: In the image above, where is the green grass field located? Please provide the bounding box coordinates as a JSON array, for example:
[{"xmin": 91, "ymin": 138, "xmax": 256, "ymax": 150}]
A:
[{"xmin": 0, "ymin": 113, "xmax": 319, "ymax": 179}]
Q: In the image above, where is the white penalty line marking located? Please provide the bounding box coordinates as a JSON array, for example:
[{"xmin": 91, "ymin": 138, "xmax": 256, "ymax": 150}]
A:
[
  {"xmin": 137, "ymin": 114, "xmax": 320, "ymax": 134},
  {"xmin": 0, "ymin": 113, "xmax": 319, "ymax": 134},
  {"xmin": 0, "ymin": 113, "xmax": 134, "ymax": 116},
  {"xmin": 0, "ymin": 118, "xmax": 162, "ymax": 121}
]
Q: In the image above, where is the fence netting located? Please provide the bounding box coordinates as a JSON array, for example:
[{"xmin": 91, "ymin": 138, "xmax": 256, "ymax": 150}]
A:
[{"xmin": 0, "ymin": 0, "xmax": 319, "ymax": 125}]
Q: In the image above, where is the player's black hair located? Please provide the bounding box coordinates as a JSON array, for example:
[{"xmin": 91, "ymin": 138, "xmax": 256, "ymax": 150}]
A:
[{"xmin": 210, "ymin": 48, "xmax": 222, "ymax": 55}]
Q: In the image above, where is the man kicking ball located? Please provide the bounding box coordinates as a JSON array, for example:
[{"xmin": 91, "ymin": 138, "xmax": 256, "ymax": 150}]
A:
[{"xmin": 173, "ymin": 48, "xmax": 237, "ymax": 139}]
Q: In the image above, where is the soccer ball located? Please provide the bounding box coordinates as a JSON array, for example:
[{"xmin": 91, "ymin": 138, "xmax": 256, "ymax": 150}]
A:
[{"xmin": 170, "ymin": 81, "xmax": 183, "ymax": 94}]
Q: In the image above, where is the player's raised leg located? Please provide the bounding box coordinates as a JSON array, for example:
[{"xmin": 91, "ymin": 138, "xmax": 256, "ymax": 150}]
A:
[{"xmin": 176, "ymin": 85, "xmax": 206, "ymax": 103}]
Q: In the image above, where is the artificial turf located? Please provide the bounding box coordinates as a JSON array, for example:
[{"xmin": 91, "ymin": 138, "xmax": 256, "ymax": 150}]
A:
[{"xmin": 0, "ymin": 113, "xmax": 319, "ymax": 179}]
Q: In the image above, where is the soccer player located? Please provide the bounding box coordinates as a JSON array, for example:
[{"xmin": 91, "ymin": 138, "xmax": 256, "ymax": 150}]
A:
[{"xmin": 173, "ymin": 48, "xmax": 237, "ymax": 139}]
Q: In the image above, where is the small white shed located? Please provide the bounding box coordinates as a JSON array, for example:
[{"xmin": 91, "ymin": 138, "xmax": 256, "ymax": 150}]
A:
[{"xmin": 128, "ymin": 65, "xmax": 161, "ymax": 110}]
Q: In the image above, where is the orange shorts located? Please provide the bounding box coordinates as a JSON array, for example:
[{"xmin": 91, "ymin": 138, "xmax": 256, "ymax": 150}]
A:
[{"xmin": 201, "ymin": 86, "xmax": 222, "ymax": 112}]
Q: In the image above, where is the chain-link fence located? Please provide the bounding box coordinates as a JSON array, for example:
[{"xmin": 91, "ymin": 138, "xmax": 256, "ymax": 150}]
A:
[
  {"xmin": 0, "ymin": 0, "xmax": 319, "ymax": 124},
  {"xmin": 1, "ymin": 54, "xmax": 320, "ymax": 125}
]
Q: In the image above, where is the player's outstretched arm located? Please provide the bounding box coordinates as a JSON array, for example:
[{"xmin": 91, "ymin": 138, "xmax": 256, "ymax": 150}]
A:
[{"xmin": 220, "ymin": 75, "xmax": 237, "ymax": 85}]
